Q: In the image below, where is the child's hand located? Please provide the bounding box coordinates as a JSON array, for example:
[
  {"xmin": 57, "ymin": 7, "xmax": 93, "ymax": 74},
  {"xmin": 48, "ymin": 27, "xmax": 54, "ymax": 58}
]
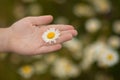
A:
[{"xmin": 8, "ymin": 15, "xmax": 77, "ymax": 55}]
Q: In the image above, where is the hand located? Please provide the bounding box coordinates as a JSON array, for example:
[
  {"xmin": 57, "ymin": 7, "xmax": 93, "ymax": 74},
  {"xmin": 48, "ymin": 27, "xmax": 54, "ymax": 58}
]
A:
[{"xmin": 7, "ymin": 15, "xmax": 77, "ymax": 55}]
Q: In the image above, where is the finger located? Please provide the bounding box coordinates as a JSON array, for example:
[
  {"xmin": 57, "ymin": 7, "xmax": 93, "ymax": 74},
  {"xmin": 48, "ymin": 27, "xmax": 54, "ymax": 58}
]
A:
[
  {"xmin": 62, "ymin": 30, "xmax": 78, "ymax": 37},
  {"xmin": 26, "ymin": 15, "xmax": 53, "ymax": 25},
  {"xmin": 42, "ymin": 24, "xmax": 75, "ymax": 31},
  {"xmin": 57, "ymin": 33, "xmax": 73, "ymax": 44},
  {"xmin": 36, "ymin": 44, "xmax": 62, "ymax": 54}
]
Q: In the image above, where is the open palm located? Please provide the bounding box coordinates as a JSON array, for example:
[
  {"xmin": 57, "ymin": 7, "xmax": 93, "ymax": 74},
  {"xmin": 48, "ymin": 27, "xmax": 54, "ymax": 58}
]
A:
[{"xmin": 8, "ymin": 15, "xmax": 77, "ymax": 55}]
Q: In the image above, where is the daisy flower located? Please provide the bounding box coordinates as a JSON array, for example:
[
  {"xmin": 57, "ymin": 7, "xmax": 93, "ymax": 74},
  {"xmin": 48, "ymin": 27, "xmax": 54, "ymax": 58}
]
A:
[
  {"xmin": 98, "ymin": 49, "xmax": 119, "ymax": 67},
  {"xmin": 63, "ymin": 38, "xmax": 83, "ymax": 59},
  {"xmin": 63, "ymin": 38, "xmax": 82, "ymax": 53},
  {"xmin": 85, "ymin": 18, "xmax": 101, "ymax": 33},
  {"xmin": 44, "ymin": 53, "xmax": 58, "ymax": 64},
  {"xmin": 51, "ymin": 58, "xmax": 80, "ymax": 79},
  {"xmin": 42, "ymin": 28, "xmax": 60, "ymax": 44},
  {"xmin": 18, "ymin": 65, "xmax": 34, "ymax": 79},
  {"xmin": 73, "ymin": 4, "xmax": 95, "ymax": 17},
  {"xmin": 108, "ymin": 36, "xmax": 120, "ymax": 49},
  {"xmin": 89, "ymin": 0, "xmax": 111, "ymax": 14}
]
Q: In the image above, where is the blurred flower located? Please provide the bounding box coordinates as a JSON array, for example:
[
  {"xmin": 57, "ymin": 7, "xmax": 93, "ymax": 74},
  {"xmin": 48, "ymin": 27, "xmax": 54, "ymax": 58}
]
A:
[
  {"xmin": 18, "ymin": 65, "xmax": 34, "ymax": 79},
  {"xmin": 54, "ymin": 16, "xmax": 69, "ymax": 24},
  {"xmin": 81, "ymin": 41, "xmax": 109, "ymax": 70},
  {"xmin": 13, "ymin": 4, "xmax": 26, "ymax": 19},
  {"xmin": 85, "ymin": 18, "xmax": 101, "ymax": 33},
  {"xmin": 73, "ymin": 4, "xmax": 95, "ymax": 17},
  {"xmin": 0, "ymin": 53, "xmax": 7, "ymax": 60},
  {"xmin": 89, "ymin": 41, "xmax": 108, "ymax": 59},
  {"xmin": 33, "ymin": 61, "xmax": 48, "ymax": 74},
  {"xmin": 64, "ymin": 38, "xmax": 83, "ymax": 60},
  {"xmin": 63, "ymin": 38, "xmax": 82, "ymax": 53},
  {"xmin": 27, "ymin": 3, "xmax": 43, "ymax": 16},
  {"xmin": 97, "ymin": 49, "xmax": 119, "ymax": 67},
  {"xmin": 89, "ymin": 0, "xmax": 111, "ymax": 14},
  {"xmin": 44, "ymin": 53, "xmax": 58, "ymax": 65},
  {"xmin": 81, "ymin": 45, "xmax": 96, "ymax": 70},
  {"xmin": 113, "ymin": 20, "xmax": 120, "ymax": 34},
  {"xmin": 107, "ymin": 36, "xmax": 120, "ymax": 49},
  {"xmin": 82, "ymin": 40, "xmax": 119, "ymax": 69},
  {"xmin": 51, "ymin": 58, "xmax": 80, "ymax": 79}
]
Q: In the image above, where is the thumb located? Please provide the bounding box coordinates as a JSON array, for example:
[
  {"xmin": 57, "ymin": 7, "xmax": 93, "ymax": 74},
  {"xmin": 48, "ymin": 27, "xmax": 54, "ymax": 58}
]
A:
[{"xmin": 27, "ymin": 15, "xmax": 53, "ymax": 25}]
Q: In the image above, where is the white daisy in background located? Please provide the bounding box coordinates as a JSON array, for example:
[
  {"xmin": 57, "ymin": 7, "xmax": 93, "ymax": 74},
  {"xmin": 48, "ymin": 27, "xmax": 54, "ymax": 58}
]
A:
[
  {"xmin": 81, "ymin": 45, "xmax": 97, "ymax": 70},
  {"xmin": 43, "ymin": 53, "xmax": 58, "ymax": 65},
  {"xmin": 85, "ymin": 18, "xmax": 101, "ymax": 33},
  {"xmin": 81, "ymin": 41, "xmax": 109, "ymax": 70},
  {"xmin": 89, "ymin": 0, "xmax": 111, "ymax": 14},
  {"xmin": 81, "ymin": 40, "xmax": 119, "ymax": 69},
  {"xmin": 63, "ymin": 38, "xmax": 83, "ymax": 59},
  {"xmin": 51, "ymin": 58, "xmax": 80, "ymax": 79},
  {"xmin": 113, "ymin": 20, "xmax": 120, "ymax": 34},
  {"xmin": 108, "ymin": 36, "xmax": 120, "ymax": 49},
  {"xmin": 18, "ymin": 65, "xmax": 34, "ymax": 79},
  {"xmin": 42, "ymin": 28, "xmax": 60, "ymax": 44},
  {"xmin": 89, "ymin": 41, "xmax": 108, "ymax": 59},
  {"xmin": 73, "ymin": 3, "xmax": 95, "ymax": 17},
  {"xmin": 33, "ymin": 61, "xmax": 48, "ymax": 74},
  {"xmin": 97, "ymin": 49, "xmax": 119, "ymax": 67},
  {"xmin": 63, "ymin": 38, "xmax": 82, "ymax": 53}
]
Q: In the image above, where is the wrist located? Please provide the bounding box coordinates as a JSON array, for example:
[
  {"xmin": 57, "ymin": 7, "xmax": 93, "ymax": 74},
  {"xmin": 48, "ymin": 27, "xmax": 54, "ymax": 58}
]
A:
[{"xmin": 0, "ymin": 27, "xmax": 11, "ymax": 52}]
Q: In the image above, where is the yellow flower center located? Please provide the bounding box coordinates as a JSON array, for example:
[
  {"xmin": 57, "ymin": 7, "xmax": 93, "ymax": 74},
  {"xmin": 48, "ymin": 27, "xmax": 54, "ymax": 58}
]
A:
[
  {"xmin": 107, "ymin": 54, "xmax": 113, "ymax": 61},
  {"xmin": 22, "ymin": 66, "xmax": 32, "ymax": 74},
  {"xmin": 47, "ymin": 32, "xmax": 55, "ymax": 39}
]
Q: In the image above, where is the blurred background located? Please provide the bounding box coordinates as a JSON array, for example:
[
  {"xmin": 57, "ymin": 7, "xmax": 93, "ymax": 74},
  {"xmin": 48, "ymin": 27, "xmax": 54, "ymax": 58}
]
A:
[{"xmin": 0, "ymin": 0, "xmax": 120, "ymax": 80}]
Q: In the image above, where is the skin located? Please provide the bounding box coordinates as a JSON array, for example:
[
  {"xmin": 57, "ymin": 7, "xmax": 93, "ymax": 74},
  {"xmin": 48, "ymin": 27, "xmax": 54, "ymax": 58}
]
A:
[{"xmin": 0, "ymin": 15, "xmax": 78, "ymax": 55}]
